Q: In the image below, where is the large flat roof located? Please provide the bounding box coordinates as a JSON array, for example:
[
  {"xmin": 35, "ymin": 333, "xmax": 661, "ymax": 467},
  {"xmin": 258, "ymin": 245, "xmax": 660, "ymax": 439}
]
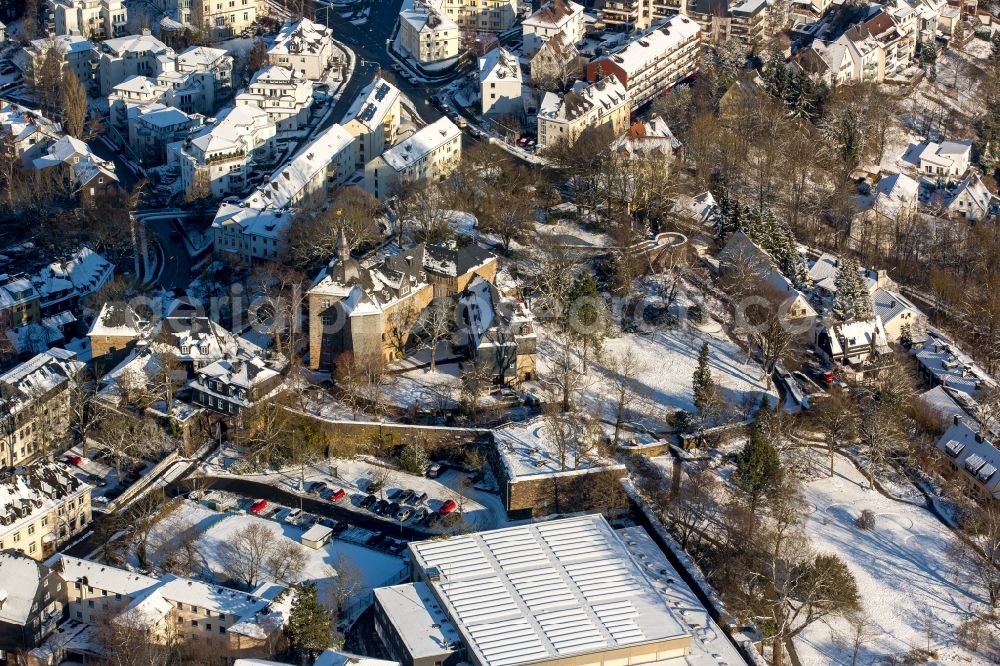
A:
[{"xmin": 407, "ymin": 515, "xmax": 690, "ymax": 666}]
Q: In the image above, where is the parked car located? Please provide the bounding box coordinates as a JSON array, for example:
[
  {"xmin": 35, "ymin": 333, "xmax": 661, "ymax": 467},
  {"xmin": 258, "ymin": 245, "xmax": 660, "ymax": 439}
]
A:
[
  {"xmin": 387, "ymin": 502, "xmax": 400, "ymax": 517},
  {"xmin": 319, "ymin": 517, "xmax": 336, "ymax": 528},
  {"xmin": 360, "ymin": 494, "xmax": 377, "ymax": 509},
  {"xmin": 439, "ymin": 499, "xmax": 457, "ymax": 515},
  {"xmin": 64, "ymin": 455, "xmax": 83, "ymax": 466},
  {"xmin": 86, "ymin": 474, "xmax": 108, "ymax": 487},
  {"xmin": 427, "ymin": 512, "xmax": 443, "ymax": 528},
  {"xmin": 387, "ymin": 488, "xmax": 403, "ymax": 500},
  {"xmin": 332, "ymin": 521, "xmax": 350, "ymax": 535},
  {"xmin": 285, "ymin": 508, "xmax": 303, "ymax": 525},
  {"xmin": 249, "ymin": 499, "xmax": 268, "ymax": 514},
  {"xmin": 365, "ymin": 532, "xmax": 384, "ymax": 546},
  {"xmin": 306, "ymin": 481, "xmax": 328, "ymax": 495},
  {"xmin": 329, "ymin": 488, "xmax": 346, "ymax": 502},
  {"xmin": 411, "ymin": 491, "xmax": 429, "ymax": 505},
  {"xmin": 399, "ymin": 489, "xmax": 415, "ymax": 504},
  {"xmin": 413, "ymin": 507, "xmax": 429, "ymax": 524},
  {"xmin": 397, "ymin": 507, "xmax": 413, "ymax": 522},
  {"xmin": 373, "ymin": 499, "xmax": 389, "ymax": 515},
  {"xmin": 426, "ymin": 463, "xmax": 443, "ymax": 478}
]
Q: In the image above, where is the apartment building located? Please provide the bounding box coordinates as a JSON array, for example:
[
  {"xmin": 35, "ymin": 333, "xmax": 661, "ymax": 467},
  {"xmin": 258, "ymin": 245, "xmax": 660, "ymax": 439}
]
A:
[
  {"xmin": 479, "ymin": 47, "xmax": 523, "ymax": 116},
  {"xmin": 398, "ymin": 3, "xmax": 460, "ymax": 65},
  {"xmin": 0, "ymin": 349, "xmax": 85, "ymax": 470},
  {"xmin": 685, "ymin": 0, "xmax": 770, "ymax": 47},
  {"xmin": 176, "ymin": 44, "xmax": 234, "ymax": 96},
  {"xmin": 522, "ymin": 0, "xmax": 585, "ymax": 56},
  {"xmin": 596, "ymin": 0, "xmax": 653, "ymax": 32},
  {"xmin": 97, "ymin": 32, "xmax": 175, "ymax": 96},
  {"xmin": 429, "ymin": 0, "xmax": 519, "ymax": 32},
  {"xmin": 129, "ymin": 105, "xmax": 204, "ymax": 166},
  {"xmin": 49, "ymin": 0, "xmax": 127, "ymax": 39},
  {"xmin": 586, "ymin": 16, "xmax": 699, "ymax": 107},
  {"xmin": 537, "ymin": 75, "xmax": 630, "ymax": 149},
  {"xmin": 342, "ymin": 77, "xmax": 401, "ymax": 169},
  {"xmin": 235, "ymin": 65, "xmax": 314, "ymax": 132},
  {"xmin": 211, "ymin": 204, "xmax": 292, "ymax": 265},
  {"xmin": 268, "ymin": 18, "xmax": 335, "ymax": 80},
  {"xmin": 189, "ymin": 352, "xmax": 285, "ymax": 415},
  {"xmin": 364, "ymin": 116, "xmax": 461, "ymax": 199},
  {"xmin": 0, "ymin": 551, "xmax": 68, "ymax": 656},
  {"xmin": 176, "ymin": 104, "xmax": 276, "ymax": 200},
  {"xmin": 16, "ymin": 36, "xmax": 97, "ymax": 93},
  {"xmin": 52, "ymin": 556, "xmax": 288, "ymax": 659},
  {"xmin": 192, "ymin": 0, "xmax": 267, "ymax": 40},
  {"xmin": 0, "ymin": 462, "xmax": 91, "ymax": 560}
]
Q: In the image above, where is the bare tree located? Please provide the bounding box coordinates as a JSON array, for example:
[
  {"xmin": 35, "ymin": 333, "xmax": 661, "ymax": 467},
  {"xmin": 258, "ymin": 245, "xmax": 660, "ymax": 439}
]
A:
[
  {"xmin": 810, "ymin": 388, "xmax": 858, "ymax": 475},
  {"xmin": 459, "ymin": 359, "xmax": 492, "ymax": 424},
  {"xmin": 540, "ymin": 331, "xmax": 584, "ymax": 412},
  {"xmin": 415, "ymin": 299, "xmax": 453, "ymax": 372},
  {"xmin": 220, "ymin": 522, "xmax": 275, "ymax": 589},
  {"xmin": 266, "ymin": 540, "xmax": 308, "ymax": 584},
  {"xmin": 609, "ymin": 348, "xmax": 643, "ymax": 446},
  {"xmin": 952, "ymin": 503, "xmax": 1000, "ymax": 609},
  {"xmin": 368, "ymin": 466, "xmax": 394, "ymax": 499},
  {"xmin": 61, "ymin": 71, "xmax": 88, "ymax": 138}
]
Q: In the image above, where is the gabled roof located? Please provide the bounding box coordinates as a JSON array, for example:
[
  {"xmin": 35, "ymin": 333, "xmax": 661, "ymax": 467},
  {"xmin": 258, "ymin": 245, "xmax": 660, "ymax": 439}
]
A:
[
  {"xmin": 380, "ymin": 117, "xmax": 459, "ymax": 172},
  {"xmin": 937, "ymin": 419, "xmax": 1000, "ymax": 498},
  {"xmin": 479, "ymin": 47, "xmax": 521, "ymax": 85},
  {"xmin": 268, "ymin": 17, "xmax": 333, "ymax": 56},
  {"xmin": 871, "ymin": 287, "xmax": 923, "ymax": 327},
  {"xmin": 342, "ymin": 77, "xmax": 400, "ymax": 130},
  {"xmin": 0, "ymin": 551, "xmax": 51, "ymax": 627},
  {"xmin": 524, "ymin": 0, "xmax": 583, "ymax": 27}
]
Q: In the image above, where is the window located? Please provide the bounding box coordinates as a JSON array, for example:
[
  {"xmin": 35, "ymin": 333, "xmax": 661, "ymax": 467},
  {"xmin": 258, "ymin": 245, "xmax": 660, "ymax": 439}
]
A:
[
  {"xmin": 191, "ymin": 620, "xmax": 198, "ymax": 627},
  {"xmin": 29, "ymin": 542, "xmax": 36, "ymax": 553}
]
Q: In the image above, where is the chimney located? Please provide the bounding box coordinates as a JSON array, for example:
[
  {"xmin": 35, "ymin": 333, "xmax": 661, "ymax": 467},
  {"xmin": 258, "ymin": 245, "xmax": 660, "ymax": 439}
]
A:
[
  {"xmin": 954, "ymin": 414, "xmax": 961, "ymax": 426},
  {"xmin": 976, "ymin": 432, "xmax": 984, "ymax": 444}
]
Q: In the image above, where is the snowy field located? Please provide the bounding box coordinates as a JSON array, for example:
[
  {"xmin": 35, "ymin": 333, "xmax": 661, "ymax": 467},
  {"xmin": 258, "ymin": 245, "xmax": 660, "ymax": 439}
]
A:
[
  {"xmin": 795, "ymin": 455, "xmax": 985, "ymax": 665},
  {"xmin": 136, "ymin": 500, "xmax": 406, "ymax": 607},
  {"xmin": 535, "ymin": 285, "xmax": 776, "ymax": 431}
]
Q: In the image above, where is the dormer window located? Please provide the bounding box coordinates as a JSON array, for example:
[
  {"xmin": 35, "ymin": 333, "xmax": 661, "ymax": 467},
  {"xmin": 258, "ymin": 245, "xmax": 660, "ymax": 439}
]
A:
[{"xmin": 181, "ymin": 345, "xmax": 190, "ymax": 354}]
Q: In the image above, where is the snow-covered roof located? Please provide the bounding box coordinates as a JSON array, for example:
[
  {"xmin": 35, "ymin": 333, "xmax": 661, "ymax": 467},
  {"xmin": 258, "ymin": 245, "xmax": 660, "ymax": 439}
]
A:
[
  {"xmin": 189, "ymin": 104, "xmax": 272, "ymax": 157},
  {"xmin": 212, "ymin": 203, "xmax": 293, "ymax": 240},
  {"xmin": 672, "ymin": 191, "xmax": 715, "ymax": 223},
  {"xmin": 479, "ymin": 48, "xmax": 521, "ymax": 86},
  {"xmin": 244, "ymin": 123, "xmax": 353, "ymax": 210},
  {"xmin": 0, "ymin": 99, "xmax": 62, "ymax": 145},
  {"xmin": 0, "ymin": 551, "xmax": 50, "ymax": 627},
  {"xmin": 406, "ymin": 515, "xmax": 690, "ymax": 666},
  {"xmin": 380, "ymin": 117, "xmax": 459, "ymax": 172},
  {"xmin": 610, "ymin": 115, "xmax": 681, "ymax": 156},
  {"xmin": 28, "ymin": 34, "xmax": 94, "ymax": 56},
  {"xmin": 872, "ymin": 172, "xmax": 918, "ymax": 221},
  {"xmin": 176, "ymin": 45, "xmax": 229, "ymax": 69},
  {"xmin": 538, "ymin": 75, "xmax": 627, "ymax": 123},
  {"xmin": 374, "ymin": 583, "xmax": 461, "ymax": 659},
  {"xmin": 400, "ymin": 3, "xmax": 458, "ymax": 34},
  {"xmin": 871, "ymin": 287, "xmax": 923, "ymax": 329},
  {"xmin": 31, "ymin": 247, "xmax": 114, "ymax": 306},
  {"xmin": 88, "ymin": 302, "xmax": 145, "ymax": 338},
  {"xmin": 343, "ymin": 77, "xmax": 400, "ymax": 131},
  {"xmin": 313, "ymin": 650, "xmax": 400, "ymax": 666},
  {"xmin": 136, "ymin": 106, "xmax": 196, "ymax": 129},
  {"xmin": 937, "ymin": 418, "xmax": 1000, "ymax": 498},
  {"xmin": 915, "ymin": 333, "xmax": 997, "ymax": 397},
  {"xmin": 0, "ymin": 462, "xmax": 90, "ymax": 536},
  {"xmin": 594, "ymin": 16, "xmax": 700, "ymax": 78},
  {"xmin": 946, "ymin": 172, "xmax": 994, "ymax": 215},
  {"xmin": 824, "ymin": 316, "xmax": 890, "ymax": 359},
  {"xmin": 100, "ymin": 33, "xmax": 172, "ymax": 57},
  {"xmin": 494, "ymin": 415, "xmax": 625, "ymax": 480},
  {"xmin": 192, "ymin": 354, "xmax": 283, "ymax": 407},
  {"xmin": 0, "ymin": 348, "xmax": 83, "ymax": 415},
  {"xmin": 524, "ymin": 0, "xmax": 583, "ymax": 29},
  {"xmin": 269, "ymin": 17, "xmax": 333, "ymax": 56},
  {"xmin": 917, "ymin": 386, "xmax": 963, "ymax": 425}
]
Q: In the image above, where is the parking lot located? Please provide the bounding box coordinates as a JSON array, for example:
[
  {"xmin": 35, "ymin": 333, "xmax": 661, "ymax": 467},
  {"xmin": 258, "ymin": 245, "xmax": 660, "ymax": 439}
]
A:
[{"xmin": 63, "ymin": 443, "xmax": 157, "ymax": 508}]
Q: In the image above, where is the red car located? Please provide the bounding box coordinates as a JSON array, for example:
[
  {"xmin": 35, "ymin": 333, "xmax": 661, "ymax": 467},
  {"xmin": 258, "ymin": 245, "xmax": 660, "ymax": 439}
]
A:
[
  {"xmin": 328, "ymin": 488, "xmax": 346, "ymax": 502},
  {"xmin": 439, "ymin": 499, "xmax": 457, "ymax": 515},
  {"xmin": 249, "ymin": 499, "xmax": 268, "ymax": 514},
  {"xmin": 65, "ymin": 455, "xmax": 83, "ymax": 466}
]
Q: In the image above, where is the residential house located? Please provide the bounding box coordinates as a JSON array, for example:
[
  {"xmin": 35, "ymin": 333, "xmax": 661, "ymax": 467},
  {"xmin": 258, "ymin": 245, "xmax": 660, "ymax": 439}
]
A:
[
  {"xmin": 192, "ymin": 0, "xmax": 268, "ymax": 40},
  {"xmin": 937, "ymin": 416, "xmax": 1000, "ymax": 500},
  {"xmin": 596, "ymin": 0, "xmax": 653, "ymax": 32},
  {"xmin": 49, "ymin": 0, "xmax": 127, "ymax": 39},
  {"xmin": 189, "ymin": 353, "xmax": 285, "ymax": 415},
  {"xmin": 853, "ymin": 172, "xmax": 919, "ymax": 253},
  {"xmin": 529, "ymin": 31, "xmax": 581, "ymax": 91},
  {"xmin": 586, "ymin": 16, "xmax": 701, "ymax": 107},
  {"xmin": 537, "ymin": 75, "xmax": 630, "ymax": 150},
  {"xmin": 718, "ymin": 231, "xmax": 817, "ymax": 337},
  {"xmin": 871, "ymin": 287, "xmax": 926, "ymax": 344},
  {"xmin": 97, "ymin": 32, "xmax": 175, "ymax": 96},
  {"xmin": 129, "ymin": 105, "xmax": 204, "ymax": 166},
  {"xmin": 342, "ymin": 77, "xmax": 401, "ymax": 169},
  {"xmin": 0, "ymin": 551, "xmax": 68, "ymax": 656},
  {"xmin": 814, "ymin": 315, "xmax": 891, "ymax": 367},
  {"xmin": 32, "ymin": 136, "xmax": 122, "ymax": 206},
  {"xmin": 268, "ymin": 18, "xmax": 336, "ymax": 80},
  {"xmin": 915, "ymin": 139, "xmax": 972, "ymax": 182},
  {"xmin": 0, "ymin": 101, "xmax": 63, "ymax": 166},
  {"xmin": 0, "ymin": 274, "xmax": 41, "ymax": 330},
  {"xmin": 915, "ymin": 333, "xmax": 996, "ymax": 398},
  {"xmin": 211, "ymin": 205, "xmax": 292, "ymax": 266},
  {"xmin": 235, "ymin": 65, "xmax": 314, "ymax": 132},
  {"xmin": 16, "ymin": 36, "xmax": 97, "ymax": 93},
  {"xmin": 0, "ymin": 462, "xmax": 91, "ymax": 558},
  {"xmin": 176, "ymin": 104, "xmax": 276, "ymax": 200},
  {"xmin": 479, "ymin": 47, "xmax": 523, "ymax": 117},
  {"xmin": 453, "ymin": 276, "xmax": 537, "ymax": 383},
  {"xmin": 364, "ymin": 117, "xmax": 461, "ymax": 199},
  {"xmin": 522, "ymin": 0, "xmax": 585, "ymax": 56},
  {"xmin": 609, "ymin": 114, "xmax": 681, "ymax": 158},
  {"xmin": 52, "ymin": 555, "xmax": 288, "ymax": 658},
  {"xmin": 398, "ymin": 3, "xmax": 461, "ymax": 65},
  {"xmin": 176, "ymin": 45, "xmax": 234, "ymax": 98},
  {"xmin": 866, "ymin": 8, "xmax": 912, "ymax": 75},
  {"xmin": 428, "ymin": 0, "xmax": 519, "ymax": 32},
  {"xmin": 943, "ymin": 172, "xmax": 994, "ymax": 221},
  {"xmin": 422, "ymin": 242, "xmax": 498, "ymax": 299},
  {"xmin": 106, "ymin": 69, "xmax": 220, "ymax": 128},
  {"xmin": 28, "ymin": 246, "xmax": 114, "ymax": 318},
  {"xmin": 807, "ymin": 252, "xmax": 897, "ymax": 299}
]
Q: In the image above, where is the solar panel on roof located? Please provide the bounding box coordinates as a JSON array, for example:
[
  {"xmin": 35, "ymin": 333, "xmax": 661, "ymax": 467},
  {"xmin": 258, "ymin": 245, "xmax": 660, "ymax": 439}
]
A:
[
  {"xmin": 359, "ymin": 103, "xmax": 377, "ymax": 123},
  {"xmin": 375, "ymin": 83, "xmax": 390, "ymax": 101}
]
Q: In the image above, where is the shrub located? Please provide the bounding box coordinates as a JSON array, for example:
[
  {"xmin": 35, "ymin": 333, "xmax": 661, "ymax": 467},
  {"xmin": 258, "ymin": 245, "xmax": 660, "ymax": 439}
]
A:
[{"xmin": 857, "ymin": 509, "xmax": 876, "ymax": 530}]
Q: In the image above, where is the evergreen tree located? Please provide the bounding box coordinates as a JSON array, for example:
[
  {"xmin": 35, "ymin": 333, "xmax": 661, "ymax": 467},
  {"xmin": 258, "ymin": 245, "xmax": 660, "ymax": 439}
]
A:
[
  {"xmin": 398, "ymin": 440, "xmax": 430, "ymax": 475},
  {"xmin": 692, "ymin": 342, "xmax": 715, "ymax": 415},
  {"xmin": 285, "ymin": 582, "xmax": 332, "ymax": 661},
  {"xmin": 791, "ymin": 254, "xmax": 812, "ymax": 291},
  {"xmin": 565, "ymin": 272, "xmax": 608, "ymax": 370},
  {"xmin": 833, "ymin": 257, "xmax": 862, "ymax": 321},
  {"xmin": 733, "ymin": 429, "xmax": 783, "ymax": 519}
]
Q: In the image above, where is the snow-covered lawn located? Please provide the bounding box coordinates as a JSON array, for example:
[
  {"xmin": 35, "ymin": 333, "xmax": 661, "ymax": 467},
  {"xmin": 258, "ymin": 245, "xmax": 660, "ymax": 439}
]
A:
[
  {"xmin": 795, "ymin": 455, "xmax": 985, "ymax": 665},
  {"xmin": 137, "ymin": 500, "xmax": 406, "ymax": 608},
  {"xmin": 535, "ymin": 286, "xmax": 775, "ymax": 431}
]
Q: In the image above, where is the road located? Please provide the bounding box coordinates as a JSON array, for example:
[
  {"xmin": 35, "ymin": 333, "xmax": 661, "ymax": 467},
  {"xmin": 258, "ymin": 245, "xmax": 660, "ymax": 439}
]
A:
[
  {"xmin": 134, "ymin": 210, "xmax": 196, "ymax": 291},
  {"xmin": 318, "ymin": 0, "xmax": 443, "ymax": 126}
]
